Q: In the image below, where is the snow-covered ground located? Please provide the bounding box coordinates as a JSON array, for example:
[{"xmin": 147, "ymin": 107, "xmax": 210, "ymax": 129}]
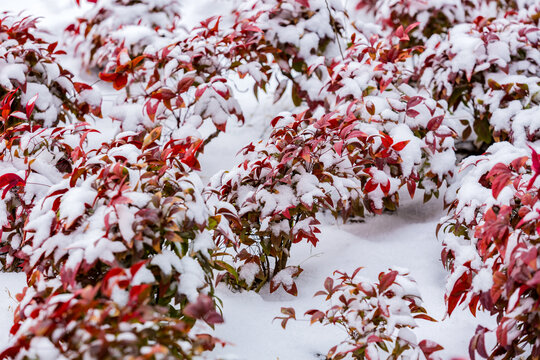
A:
[{"xmin": 0, "ymin": 1, "xmax": 497, "ymax": 358}]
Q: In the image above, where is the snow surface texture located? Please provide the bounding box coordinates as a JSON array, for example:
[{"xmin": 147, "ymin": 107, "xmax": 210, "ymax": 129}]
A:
[{"xmin": 0, "ymin": 1, "xmax": 497, "ymax": 359}]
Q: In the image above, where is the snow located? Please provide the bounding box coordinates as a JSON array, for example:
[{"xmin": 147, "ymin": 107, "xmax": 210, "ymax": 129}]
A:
[
  {"xmin": 131, "ymin": 266, "xmax": 156, "ymax": 286},
  {"xmin": 150, "ymin": 250, "xmax": 183, "ymax": 276},
  {"xmin": 58, "ymin": 183, "xmax": 98, "ymax": 227},
  {"xmin": 238, "ymin": 263, "xmax": 260, "ymax": 287},
  {"xmin": 0, "ymin": 273, "xmax": 25, "ymax": 343},
  {"xmin": 177, "ymin": 257, "xmax": 207, "ymax": 302}
]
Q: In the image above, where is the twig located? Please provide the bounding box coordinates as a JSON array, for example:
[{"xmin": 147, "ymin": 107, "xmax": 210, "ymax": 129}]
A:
[{"xmin": 325, "ymin": 0, "xmax": 344, "ymax": 60}]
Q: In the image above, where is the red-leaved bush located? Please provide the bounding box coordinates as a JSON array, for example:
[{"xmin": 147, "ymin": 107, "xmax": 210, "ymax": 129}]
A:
[
  {"xmin": 1, "ymin": 270, "xmax": 223, "ymax": 359},
  {"xmin": 66, "ymin": 0, "xmax": 184, "ymax": 72},
  {"xmin": 0, "ymin": 14, "xmax": 102, "ymax": 271},
  {"xmin": 208, "ymin": 17, "xmax": 456, "ymax": 292},
  {"xmin": 357, "ymin": 0, "xmax": 540, "ymax": 150},
  {"xmin": 354, "ymin": 0, "xmax": 529, "ymax": 41},
  {"xmin": 276, "ymin": 268, "xmax": 443, "ymax": 359},
  {"xmin": 416, "ymin": 14, "xmax": 540, "ymax": 147},
  {"xmin": 440, "ymin": 142, "xmax": 540, "ymax": 358},
  {"xmin": 0, "ymin": 122, "xmax": 229, "ymax": 357},
  {"xmin": 0, "ymin": 10, "xmax": 227, "ymax": 358},
  {"xmin": 0, "ymin": 15, "xmax": 101, "ymax": 126}
]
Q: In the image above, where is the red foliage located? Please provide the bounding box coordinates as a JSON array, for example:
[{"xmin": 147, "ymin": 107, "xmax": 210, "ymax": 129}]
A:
[
  {"xmin": 441, "ymin": 144, "xmax": 540, "ymax": 357},
  {"xmin": 277, "ymin": 268, "xmax": 442, "ymax": 359}
]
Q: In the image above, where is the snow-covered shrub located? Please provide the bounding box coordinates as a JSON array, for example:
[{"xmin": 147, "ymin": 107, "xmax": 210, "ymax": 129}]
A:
[
  {"xmin": 1, "ymin": 125, "xmax": 228, "ymax": 358},
  {"xmin": 322, "ymin": 29, "xmax": 457, "ymax": 199},
  {"xmin": 0, "ymin": 119, "xmax": 92, "ymax": 271},
  {"xmin": 0, "ymin": 10, "xmax": 232, "ymax": 358},
  {"xmin": 0, "ymin": 27, "xmax": 101, "ymax": 269},
  {"xmin": 94, "ymin": 0, "xmax": 348, "ymax": 136},
  {"xmin": 97, "ymin": 16, "xmax": 251, "ymax": 134},
  {"xmin": 66, "ymin": 0, "xmax": 184, "ymax": 72},
  {"xmin": 440, "ymin": 142, "xmax": 540, "ymax": 357},
  {"xmin": 276, "ymin": 268, "xmax": 443, "ymax": 359},
  {"xmin": 416, "ymin": 8, "xmax": 540, "ymax": 148},
  {"xmin": 209, "ymin": 26, "xmax": 458, "ymax": 292},
  {"xmin": 209, "ymin": 105, "xmax": 434, "ymax": 291},
  {"xmin": 18, "ymin": 127, "xmax": 217, "ymax": 291},
  {"xmin": 1, "ymin": 270, "xmax": 224, "ymax": 359},
  {"xmin": 232, "ymin": 0, "xmax": 347, "ymax": 110},
  {"xmin": 356, "ymin": 1, "xmax": 540, "ymax": 150},
  {"xmin": 0, "ymin": 14, "xmax": 101, "ymax": 127},
  {"xmin": 0, "ymin": 15, "xmax": 102, "ymax": 271},
  {"xmin": 354, "ymin": 0, "xmax": 523, "ymax": 41}
]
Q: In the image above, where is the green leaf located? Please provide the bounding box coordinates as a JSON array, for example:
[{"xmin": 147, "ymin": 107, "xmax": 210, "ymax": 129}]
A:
[
  {"xmin": 214, "ymin": 260, "xmax": 239, "ymax": 283},
  {"xmin": 473, "ymin": 116, "xmax": 493, "ymax": 145}
]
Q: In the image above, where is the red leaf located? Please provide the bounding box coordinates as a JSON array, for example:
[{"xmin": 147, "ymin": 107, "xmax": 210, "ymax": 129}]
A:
[
  {"xmin": 427, "ymin": 115, "xmax": 444, "ymax": 131},
  {"xmin": 365, "ymin": 179, "xmax": 378, "ymax": 193},
  {"xmin": 334, "ymin": 140, "xmax": 344, "ymax": 156},
  {"xmin": 113, "ymin": 73, "xmax": 128, "ymax": 90},
  {"xmin": 129, "ymin": 284, "xmax": 151, "ymax": 304},
  {"xmin": 378, "ymin": 270, "xmax": 398, "ymax": 293},
  {"xmin": 407, "ymin": 179, "xmax": 416, "ymax": 198},
  {"xmin": 181, "ymin": 139, "xmax": 203, "ymax": 170},
  {"xmin": 469, "ymin": 326, "xmax": 489, "ymax": 360},
  {"xmin": 324, "ymin": 277, "xmax": 335, "ymax": 295},
  {"xmin": 99, "ymin": 72, "xmax": 117, "ymax": 83},
  {"xmin": 392, "ymin": 140, "xmax": 409, "ymax": 151},
  {"xmin": 395, "ymin": 25, "xmax": 405, "ymax": 40},
  {"xmin": 144, "ymin": 99, "xmax": 160, "ymax": 121},
  {"xmin": 0, "ymin": 173, "xmax": 25, "ymax": 199},
  {"xmin": 419, "ymin": 339, "xmax": 444, "ymax": 358},
  {"xmin": 380, "ymin": 133, "xmax": 393, "ymax": 148},
  {"xmin": 407, "ymin": 96, "xmax": 423, "ymax": 108},
  {"xmin": 151, "ymin": 88, "xmax": 176, "ymax": 101},
  {"xmin": 380, "ymin": 180, "xmax": 391, "ymax": 195},
  {"xmin": 528, "ymin": 146, "xmax": 540, "ymax": 189},
  {"xmin": 74, "ymin": 82, "xmax": 93, "ymax": 93},
  {"xmin": 184, "ymin": 294, "xmax": 224, "ymax": 325},
  {"xmin": 366, "ymin": 100, "xmax": 375, "ymax": 115},
  {"xmin": 295, "ymin": 0, "xmax": 310, "ymax": 7},
  {"xmin": 177, "ymin": 76, "xmax": 196, "ymax": 94},
  {"xmin": 405, "ymin": 22, "xmax": 421, "ymax": 34},
  {"xmin": 305, "ymin": 309, "xmax": 325, "ymax": 324},
  {"xmin": 447, "ymin": 272, "xmax": 471, "ymax": 315},
  {"xmin": 129, "ymin": 260, "xmax": 148, "ymax": 277},
  {"xmin": 367, "ymin": 335, "xmax": 383, "ymax": 343},
  {"xmin": 195, "ymin": 86, "xmax": 207, "ymax": 98},
  {"xmin": 25, "ymin": 94, "xmax": 38, "ymax": 119},
  {"xmin": 285, "ymin": 282, "xmax": 298, "ymax": 296},
  {"xmin": 414, "ymin": 313, "xmax": 437, "ymax": 321},
  {"xmin": 487, "ymin": 163, "xmax": 513, "ymax": 199}
]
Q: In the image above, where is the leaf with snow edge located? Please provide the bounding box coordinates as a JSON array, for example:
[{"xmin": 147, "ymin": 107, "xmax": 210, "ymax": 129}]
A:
[
  {"xmin": 419, "ymin": 339, "xmax": 444, "ymax": 358},
  {"xmin": 487, "ymin": 163, "xmax": 513, "ymax": 199},
  {"xmin": 469, "ymin": 326, "xmax": 489, "ymax": 360},
  {"xmin": 305, "ymin": 309, "xmax": 325, "ymax": 324},
  {"xmin": 0, "ymin": 173, "xmax": 25, "ymax": 199},
  {"xmin": 25, "ymin": 93, "xmax": 38, "ymax": 119},
  {"xmin": 270, "ymin": 266, "xmax": 303, "ymax": 296}
]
